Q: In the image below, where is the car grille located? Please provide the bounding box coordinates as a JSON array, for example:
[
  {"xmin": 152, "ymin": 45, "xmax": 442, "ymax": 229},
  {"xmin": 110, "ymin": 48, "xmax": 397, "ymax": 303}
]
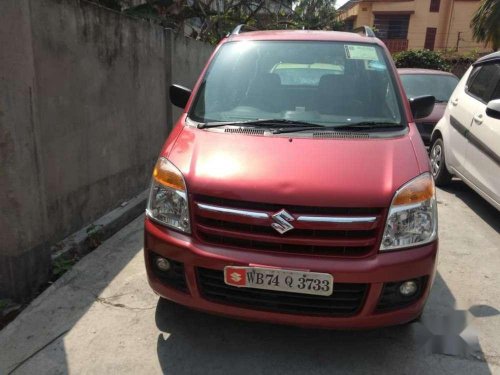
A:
[
  {"xmin": 197, "ymin": 268, "xmax": 368, "ymax": 316},
  {"xmin": 192, "ymin": 195, "xmax": 385, "ymax": 257}
]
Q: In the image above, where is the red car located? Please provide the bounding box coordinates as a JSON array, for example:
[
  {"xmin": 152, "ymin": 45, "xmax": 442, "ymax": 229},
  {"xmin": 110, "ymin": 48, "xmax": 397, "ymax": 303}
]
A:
[
  {"xmin": 399, "ymin": 68, "xmax": 459, "ymax": 145},
  {"xmin": 144, "ymin": 26, "xmax": 438, "ymax": 329}
]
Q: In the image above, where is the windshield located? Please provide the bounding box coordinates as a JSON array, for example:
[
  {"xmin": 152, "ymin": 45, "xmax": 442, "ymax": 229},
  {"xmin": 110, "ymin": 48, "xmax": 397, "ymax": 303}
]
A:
[
  {"xmin": 190, "ymin": 41, "xmax": 403, "ymax": 127},
  {"xmin": 400, "ymin": 73, "xmax": 459, "ymax": 102}
]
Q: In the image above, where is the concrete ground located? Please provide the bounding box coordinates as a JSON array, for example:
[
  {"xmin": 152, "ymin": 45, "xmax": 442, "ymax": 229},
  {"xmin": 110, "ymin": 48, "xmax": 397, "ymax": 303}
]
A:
[{"xmin": 1, "ymin": 181, "xmax": 499, "ymax": 375}]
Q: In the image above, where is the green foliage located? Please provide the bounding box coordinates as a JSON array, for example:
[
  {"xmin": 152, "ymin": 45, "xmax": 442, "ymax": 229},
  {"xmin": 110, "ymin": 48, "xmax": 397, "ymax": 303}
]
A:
[
  {"xmin": 393, "ymin": 49, "xmax": 451, "ymax": 71},
  {"xmin": 86, "ymin": 224, "xmax": 105, "ymax": 249},
  {"xmin": 0, "ymin": 299, "xmax": 8, "ymax": 310},
  {"xmin": 471, "ymin": 0, "xmax": 500, "ymax": 51},
  {"xmin": 440, "ymin": 48, "xmax": 479, "ymax": 61},
  {"xmin": 95, "ymin": 0, "xmax": 122, "ymax": 11},
  {"xmin": 291, "ymin": 0, "xmax": 343, "ymax": 31},
  {"xmin": 92, "ymin": 0, "xmax": 342, "ymax": 44},
  {"xmin": 52, "ymin": 257, "xmax": 77, "ymax": 278}
]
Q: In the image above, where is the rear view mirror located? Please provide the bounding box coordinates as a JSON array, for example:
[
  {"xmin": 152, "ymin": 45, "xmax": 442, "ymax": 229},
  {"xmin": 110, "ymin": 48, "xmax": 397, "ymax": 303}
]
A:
[
  {"xmin": 486, "ymin": 99, "xmax": 500, "ymax": 120},
  {"xmin": 170, "ymin": 84, "xmax": 192, "ymax": 109},
  {"xmin": 409, "ymin": 95, "xmax": 435, "ymax": 120}
]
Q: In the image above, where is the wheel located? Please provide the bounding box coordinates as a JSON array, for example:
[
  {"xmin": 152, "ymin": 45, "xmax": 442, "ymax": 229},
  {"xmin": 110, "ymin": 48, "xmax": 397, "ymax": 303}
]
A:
[{"xmin": 430, "ymin": 138, "xmax": 452, "ymax": 186}]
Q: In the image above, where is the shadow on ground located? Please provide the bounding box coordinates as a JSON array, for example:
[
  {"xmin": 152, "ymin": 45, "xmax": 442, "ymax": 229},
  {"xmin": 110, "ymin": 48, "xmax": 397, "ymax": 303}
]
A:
[
  {"xmin": 155, "ymin": 272, "xmax": 495, "ymax": 374},
  {"xmin": 3, "ymin": 184, "xmax": 499, "ymax": 374},
  {"xmin": 0, "ymin": 219, "xmax": 145, "ymax": 374},
  {"xmin": 439, "ymin": 180, "xmax": 499, "ymax": 233}
]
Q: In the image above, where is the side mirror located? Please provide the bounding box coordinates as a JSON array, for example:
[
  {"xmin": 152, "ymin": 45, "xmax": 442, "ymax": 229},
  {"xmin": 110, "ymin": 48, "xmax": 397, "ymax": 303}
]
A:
[
  {"xmin": 170, "ymin": 84, "xmax": 192, "ymax": 109},
  {"xmin": 409, "ymin": 95, "xmax": 435, "ymax": 120},
  {"xmin": 486, "ymin": 99, "xmax": 500, "ymax": 120}
]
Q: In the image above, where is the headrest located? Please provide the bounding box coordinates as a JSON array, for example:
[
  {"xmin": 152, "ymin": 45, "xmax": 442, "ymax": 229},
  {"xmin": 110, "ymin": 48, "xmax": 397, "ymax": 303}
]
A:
[
  {"xmin": 318, "ymin": 74, "xmax": 344, "ymax": 89},
  {"xmin": 257, "ymin": 72, "xmax": 281, "ymax": 86}
]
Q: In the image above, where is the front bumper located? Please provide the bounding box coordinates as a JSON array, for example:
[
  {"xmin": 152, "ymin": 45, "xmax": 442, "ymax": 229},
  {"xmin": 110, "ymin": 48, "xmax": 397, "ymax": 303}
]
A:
[{"xmin": 145, "ymin": 218, "xmax": 438, "ymax": 329}]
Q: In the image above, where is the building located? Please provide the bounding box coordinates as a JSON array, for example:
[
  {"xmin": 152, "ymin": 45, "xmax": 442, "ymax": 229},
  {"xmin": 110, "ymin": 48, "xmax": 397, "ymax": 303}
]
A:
[{"xmin": 338, "ymin": 0, "xmax": 491, "ymax": 53}]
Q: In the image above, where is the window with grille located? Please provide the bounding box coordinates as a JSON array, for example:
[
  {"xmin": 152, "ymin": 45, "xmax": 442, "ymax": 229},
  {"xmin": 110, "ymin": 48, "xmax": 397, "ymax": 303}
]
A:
[
  {"xmin": 424, "ymin": 27, "xmax": 437, "ymax": 50},
  {"xmin": 430, "ymin": 0, "xmax": 440, "ymax": 12},
  {"xmin": 344, "ymin": 18, "xmax": 355, "ymax": 31},
  {"xmin": 373, "ymin": 15, "xmax": 410, "ymax": 39}
]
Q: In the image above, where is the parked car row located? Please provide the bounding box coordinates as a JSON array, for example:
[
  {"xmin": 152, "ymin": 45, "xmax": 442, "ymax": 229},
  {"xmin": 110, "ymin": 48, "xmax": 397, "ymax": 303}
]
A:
[
  {"xmin": 429, "ymin": 52, "xmax": 500, "ymax": 210},
  {"xmin": 398, "ymin": 68, "xmax": 459, "ymax": 146},
  {"xmin": 398, "ymin": 55, "xmax": 499, "ymax": 211}
]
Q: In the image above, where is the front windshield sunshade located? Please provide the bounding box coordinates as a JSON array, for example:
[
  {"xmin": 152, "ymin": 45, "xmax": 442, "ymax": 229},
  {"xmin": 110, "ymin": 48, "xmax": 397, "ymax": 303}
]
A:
[{"xmin": 190, "ymin": 41, "xmax": 403, "ymax": 128}]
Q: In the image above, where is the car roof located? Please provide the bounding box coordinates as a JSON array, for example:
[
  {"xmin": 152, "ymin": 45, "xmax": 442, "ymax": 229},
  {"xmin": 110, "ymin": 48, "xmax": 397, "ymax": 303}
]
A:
[
  {"xmin": 397, "ymin": 68, "xmax": 457, "ymax": 76},
  {"xmin": 226, "ymin": 30, "xmax": 385, "ymax": 46},
  {"xmin": 474, "ymin": 51, "xmax": 500, "ymax": 65}
]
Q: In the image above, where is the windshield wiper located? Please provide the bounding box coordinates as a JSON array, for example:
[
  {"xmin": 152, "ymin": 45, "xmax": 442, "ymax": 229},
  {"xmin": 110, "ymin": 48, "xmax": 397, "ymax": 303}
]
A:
[
  {"xmin": 272, "ymin": 121, "xmax": 403, "ymax": 134},
  {"xmin": 197, "ymin": 119, "xmax": 403, "ymax": 134},
  {"xmin": 197, "ymin": 119, "xmax": 324, "ymax": 129},
  {"xmin": 330, "ymin": 121, "xmax": 403, "ymax": 130}
]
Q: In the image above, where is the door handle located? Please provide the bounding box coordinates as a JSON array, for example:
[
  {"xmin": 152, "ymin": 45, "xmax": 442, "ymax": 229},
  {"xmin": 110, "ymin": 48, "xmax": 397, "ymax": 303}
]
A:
[
  {"xmin": 473, "ymin": 113, "xmax": 483, "ymax": 125},
  {"xmin": 451, "ymin": 98, "xmax": 459, "ymax": 106}
]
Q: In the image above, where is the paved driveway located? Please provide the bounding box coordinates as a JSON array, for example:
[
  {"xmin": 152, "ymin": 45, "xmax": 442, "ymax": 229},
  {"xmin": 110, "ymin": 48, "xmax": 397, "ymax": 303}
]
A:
[{"xmin": 1, "ymin": 181, "xmax": 499, "ymax": 374}]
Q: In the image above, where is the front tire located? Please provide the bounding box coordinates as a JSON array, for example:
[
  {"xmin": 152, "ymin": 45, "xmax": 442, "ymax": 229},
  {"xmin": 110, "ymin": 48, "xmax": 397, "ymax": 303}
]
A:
[{"xmin": 430, "ymin": 138, "xmax": 452, "ymax": 186}]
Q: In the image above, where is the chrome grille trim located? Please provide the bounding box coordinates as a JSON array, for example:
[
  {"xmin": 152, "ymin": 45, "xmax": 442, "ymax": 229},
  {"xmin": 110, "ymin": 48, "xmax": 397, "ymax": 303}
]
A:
[
  {"xmin": 196, "ymin": 203, "xmax": 269, "ymax": 219},
  {"xmin": 193, "ymin": 196, "xmax": 384, "ymax": 257},
  {"xmin": 297, "ymin": 215, "xmax": 377, "ymax": 223},
  {"xmin": 197, "ymin": 203, "xmax": 378, "ymax": 224}
]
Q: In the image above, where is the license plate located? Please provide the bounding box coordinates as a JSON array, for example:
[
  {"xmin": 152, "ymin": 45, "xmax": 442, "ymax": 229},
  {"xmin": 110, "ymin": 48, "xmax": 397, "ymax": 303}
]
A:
[{"xmin": 224, "ymin": 266, "xmax": 334, "ymax": 296}]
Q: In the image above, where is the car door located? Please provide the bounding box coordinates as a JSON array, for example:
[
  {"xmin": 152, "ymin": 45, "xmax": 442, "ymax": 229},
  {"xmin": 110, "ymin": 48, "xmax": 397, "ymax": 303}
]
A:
[
  {"xmin": 445, "ymin": 67, "xmax": 484, "ymax": 174},
  {"xmin": 464, "ymin": 62, "xmax": 500, "ymax": 205}
]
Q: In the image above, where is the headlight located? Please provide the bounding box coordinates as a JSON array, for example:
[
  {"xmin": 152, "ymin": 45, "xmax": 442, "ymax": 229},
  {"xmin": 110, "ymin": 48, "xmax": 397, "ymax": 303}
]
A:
[
  {"xmin": 380, "ymin": 173, "xmax": 437, "ymax": 251},
  {"xmin": 146, "ymin": 157, "xmax": 191, "ymax": 233}
]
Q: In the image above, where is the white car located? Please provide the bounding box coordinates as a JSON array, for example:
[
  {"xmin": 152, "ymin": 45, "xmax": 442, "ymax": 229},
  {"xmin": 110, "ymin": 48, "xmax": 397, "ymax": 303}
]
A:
[{"xmin": 430, "ymin": 51, "xmax": 500, "ymax": 210}]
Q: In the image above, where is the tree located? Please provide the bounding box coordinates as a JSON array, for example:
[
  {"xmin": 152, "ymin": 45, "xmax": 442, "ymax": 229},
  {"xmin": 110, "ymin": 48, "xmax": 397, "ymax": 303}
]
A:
[
  {"xmin": 91, "ymin": 0, "xmax": 342, "ymax": 44},
  {"xmin": 471, "ymin": 0, "xmax": 500, "ymax": 51},
  {"xmin": 291, "ymin": 0, "xmax": 342, "ymax": 31},
  {"xmin": 95, "ymin": 0, "xmax": 122, "ymax": 11},
  {"xmin": 393, "ymin": 50, "xmax": 450, "ymax": 71}
]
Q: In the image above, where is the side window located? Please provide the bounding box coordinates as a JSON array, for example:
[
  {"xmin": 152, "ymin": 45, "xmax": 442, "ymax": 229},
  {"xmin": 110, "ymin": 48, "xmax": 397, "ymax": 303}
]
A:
[
  {"xmin": 466, "ymin": 64, "xmax": 500, "ymax": 103},
  {"xmin": 489, "ymin": 64, "xmax": 500, "ymax": 101},
  {"xmin": 491, "ymin": 81, "xmax": 500, "ymax": 101}
]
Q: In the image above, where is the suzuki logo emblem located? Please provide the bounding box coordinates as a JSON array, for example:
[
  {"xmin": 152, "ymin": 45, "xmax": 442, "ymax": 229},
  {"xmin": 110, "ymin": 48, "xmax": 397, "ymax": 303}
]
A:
[
  {"xmin": 271, "ymin": 209, "xmax": 295, "ymax": 234},
  {"xmin": 230, "ymin": 272, "xmax": 242, "ymax": 283}
]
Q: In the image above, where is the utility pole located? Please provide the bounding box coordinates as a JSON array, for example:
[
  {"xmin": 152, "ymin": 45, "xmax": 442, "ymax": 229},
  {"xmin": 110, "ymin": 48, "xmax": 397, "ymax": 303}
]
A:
[{"xmin": 456, "ymin": 31, "xmax": 462, "ymax": 51}]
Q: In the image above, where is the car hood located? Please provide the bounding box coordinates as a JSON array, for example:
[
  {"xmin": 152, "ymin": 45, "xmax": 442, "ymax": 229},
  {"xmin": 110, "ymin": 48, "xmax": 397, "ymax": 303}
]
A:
[
  {"xmin": 418, "ymin": 102, "xmax": 446, "ymax": 123},
  {"xmin": 166, "ymin": 125, "xmax": 423, "ymax": 208}
]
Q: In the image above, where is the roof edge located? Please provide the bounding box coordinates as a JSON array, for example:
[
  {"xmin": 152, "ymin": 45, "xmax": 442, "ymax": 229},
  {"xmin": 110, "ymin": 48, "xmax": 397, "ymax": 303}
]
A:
[
  {"xmin": 338, "ymin": 0, "xmax": 356, "ymax": 12},
  {"xmin": 474, "ymin": 51, "xmax": 500, "ymax": 65}
]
